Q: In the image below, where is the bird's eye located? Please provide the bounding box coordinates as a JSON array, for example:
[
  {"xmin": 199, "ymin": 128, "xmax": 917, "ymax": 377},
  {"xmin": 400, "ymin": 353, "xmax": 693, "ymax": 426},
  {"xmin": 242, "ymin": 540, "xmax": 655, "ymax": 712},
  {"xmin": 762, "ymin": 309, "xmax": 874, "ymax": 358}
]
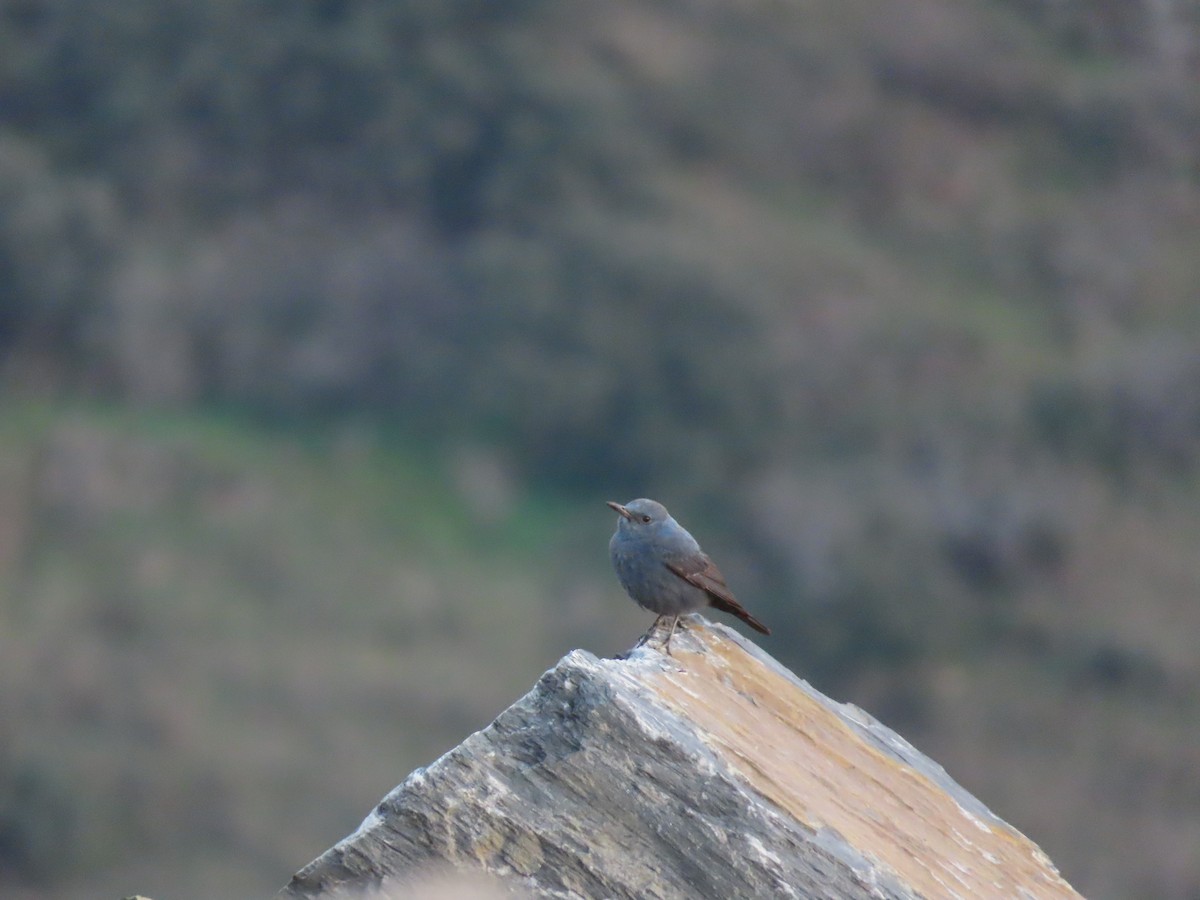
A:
[{"xmin": 641, "ymin": 515, "xmax": 652, "ymax": 524}]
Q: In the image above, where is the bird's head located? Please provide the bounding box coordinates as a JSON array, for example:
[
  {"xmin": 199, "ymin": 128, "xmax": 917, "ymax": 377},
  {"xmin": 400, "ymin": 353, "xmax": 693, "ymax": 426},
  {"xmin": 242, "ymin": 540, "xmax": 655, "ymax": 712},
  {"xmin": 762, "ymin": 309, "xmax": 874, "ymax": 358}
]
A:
[{"xmin": 607, "ymin": 498, "xmax": 671, "ymax": 533}]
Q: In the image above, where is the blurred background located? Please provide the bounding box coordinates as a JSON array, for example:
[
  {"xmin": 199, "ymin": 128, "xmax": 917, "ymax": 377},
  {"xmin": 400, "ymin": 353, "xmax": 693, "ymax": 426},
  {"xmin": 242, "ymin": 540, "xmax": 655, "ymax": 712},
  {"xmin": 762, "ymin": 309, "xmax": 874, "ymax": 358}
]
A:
[{"xmin": 1, "ymin": 2, "xmax": 1198, "ymax": 898}]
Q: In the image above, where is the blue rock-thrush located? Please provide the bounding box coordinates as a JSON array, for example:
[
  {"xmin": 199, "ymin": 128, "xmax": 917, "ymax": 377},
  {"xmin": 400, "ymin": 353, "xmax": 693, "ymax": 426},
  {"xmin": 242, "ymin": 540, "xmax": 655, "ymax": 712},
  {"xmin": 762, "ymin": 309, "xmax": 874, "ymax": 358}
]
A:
[{"xmin": 607, "ymin": 498, "xmax": 770, "ymax": 652}]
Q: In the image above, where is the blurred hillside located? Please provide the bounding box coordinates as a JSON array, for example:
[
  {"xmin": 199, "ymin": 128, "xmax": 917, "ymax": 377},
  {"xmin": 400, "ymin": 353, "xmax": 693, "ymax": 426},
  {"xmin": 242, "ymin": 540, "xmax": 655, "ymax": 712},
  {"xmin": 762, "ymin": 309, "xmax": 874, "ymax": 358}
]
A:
[{"xmin": 1, "ymin": 1, "xmax": 1199, "ymax": 898}]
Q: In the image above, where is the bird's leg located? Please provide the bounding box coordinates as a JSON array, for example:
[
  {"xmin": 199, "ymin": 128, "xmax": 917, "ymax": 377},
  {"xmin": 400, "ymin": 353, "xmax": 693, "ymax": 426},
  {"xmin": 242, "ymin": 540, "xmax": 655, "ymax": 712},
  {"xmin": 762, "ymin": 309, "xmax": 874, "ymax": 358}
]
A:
[
  {"xmin": 660, "ymin": 615, "xmax": 681, "ymax": 655},
  {"xmin": 635, "ymin": 615, "xmax": 665, "ymax": 648}
]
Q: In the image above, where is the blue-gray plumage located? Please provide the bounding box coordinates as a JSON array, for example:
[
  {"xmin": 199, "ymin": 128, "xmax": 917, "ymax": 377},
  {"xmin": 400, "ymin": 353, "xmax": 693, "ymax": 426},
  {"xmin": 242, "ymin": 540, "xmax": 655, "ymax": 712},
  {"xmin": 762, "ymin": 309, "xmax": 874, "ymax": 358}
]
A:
[{"xmin": 607, "ymin": 498, "xmax": 770, "ymax": 651}]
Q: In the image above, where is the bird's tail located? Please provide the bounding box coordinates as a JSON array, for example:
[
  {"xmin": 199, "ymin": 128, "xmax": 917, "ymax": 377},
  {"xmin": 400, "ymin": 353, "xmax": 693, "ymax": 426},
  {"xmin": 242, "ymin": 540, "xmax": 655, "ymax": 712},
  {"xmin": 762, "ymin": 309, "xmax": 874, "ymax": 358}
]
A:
[
  {"xmin": 707, "ymin": 595, "xmax": 771, "ymax": 636},
  {"xmin": 664, "ymin": 557, "xmax": 772, "ymax": 637}
]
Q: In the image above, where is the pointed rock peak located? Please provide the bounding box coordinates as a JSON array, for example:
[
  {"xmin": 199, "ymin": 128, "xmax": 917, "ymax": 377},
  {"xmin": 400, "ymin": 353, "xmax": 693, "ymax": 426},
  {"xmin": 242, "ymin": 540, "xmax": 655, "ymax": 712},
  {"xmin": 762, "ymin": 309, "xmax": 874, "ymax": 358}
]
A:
[{"xmin": 285, "ymin": 620, "xmax": 1079, "ymax": 899}]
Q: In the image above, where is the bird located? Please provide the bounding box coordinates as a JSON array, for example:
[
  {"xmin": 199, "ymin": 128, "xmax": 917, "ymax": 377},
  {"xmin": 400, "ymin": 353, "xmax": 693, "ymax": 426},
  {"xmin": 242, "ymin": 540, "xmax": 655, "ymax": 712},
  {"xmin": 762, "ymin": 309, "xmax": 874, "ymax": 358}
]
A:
[{"xmin": 607, "ymin": 498, "xmax": 770, "ymax": 653}]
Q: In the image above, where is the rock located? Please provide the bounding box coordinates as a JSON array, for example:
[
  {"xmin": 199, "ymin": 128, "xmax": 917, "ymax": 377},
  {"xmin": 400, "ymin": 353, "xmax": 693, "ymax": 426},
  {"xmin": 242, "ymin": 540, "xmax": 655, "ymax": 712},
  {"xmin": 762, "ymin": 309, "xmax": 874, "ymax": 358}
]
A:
[{"xmin": 284, "ymin": 620, "xmax": 1080, "ymax": 899}]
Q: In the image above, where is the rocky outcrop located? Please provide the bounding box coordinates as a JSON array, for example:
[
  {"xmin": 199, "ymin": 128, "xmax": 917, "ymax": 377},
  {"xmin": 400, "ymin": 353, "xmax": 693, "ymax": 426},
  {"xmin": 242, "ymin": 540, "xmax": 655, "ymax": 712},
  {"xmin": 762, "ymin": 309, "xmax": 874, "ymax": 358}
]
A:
[{"xmin": 284, "ymin": 620, "xmax": 1080, "ymax": 899}]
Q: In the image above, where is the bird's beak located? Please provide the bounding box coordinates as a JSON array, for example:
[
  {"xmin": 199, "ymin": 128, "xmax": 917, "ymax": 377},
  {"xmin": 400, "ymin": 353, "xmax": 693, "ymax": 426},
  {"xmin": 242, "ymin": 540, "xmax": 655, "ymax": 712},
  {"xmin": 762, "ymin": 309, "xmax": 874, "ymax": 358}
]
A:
[{"xmin": 606, "ymin": 501, "xmax": 633, "ymax": 520}]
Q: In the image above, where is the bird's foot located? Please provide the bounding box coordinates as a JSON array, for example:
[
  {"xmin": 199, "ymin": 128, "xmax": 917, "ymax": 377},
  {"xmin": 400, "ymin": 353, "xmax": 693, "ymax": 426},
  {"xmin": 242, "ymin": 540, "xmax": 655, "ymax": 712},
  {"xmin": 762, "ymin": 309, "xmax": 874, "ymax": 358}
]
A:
[
  {"xmin": 634, "ymin": 615, "xmax": 666, "ymax": 650},
  {"xmin": 633, "ymin": 615, "xmax": 691, "ymax": 657},
  {"xmin": 659, "ymin": 615, "xmax": 683, "ymax": 656}
]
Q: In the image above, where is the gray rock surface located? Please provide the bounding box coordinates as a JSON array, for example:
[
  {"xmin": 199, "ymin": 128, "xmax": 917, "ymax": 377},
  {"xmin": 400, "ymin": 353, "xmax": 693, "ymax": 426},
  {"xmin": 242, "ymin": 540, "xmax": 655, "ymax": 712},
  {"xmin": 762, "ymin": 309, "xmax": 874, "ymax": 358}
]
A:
[{"xmin": 284, "ymin": 620, "xmax": 1081, "ymax": 899}]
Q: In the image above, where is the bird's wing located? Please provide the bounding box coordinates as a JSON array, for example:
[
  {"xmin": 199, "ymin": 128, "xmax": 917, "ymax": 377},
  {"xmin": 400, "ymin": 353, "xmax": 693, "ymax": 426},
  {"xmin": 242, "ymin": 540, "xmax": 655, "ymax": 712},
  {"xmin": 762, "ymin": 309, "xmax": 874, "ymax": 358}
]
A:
[{"xmin": 664, "ymin": 553, "xmax": 771, "ymax": 635}]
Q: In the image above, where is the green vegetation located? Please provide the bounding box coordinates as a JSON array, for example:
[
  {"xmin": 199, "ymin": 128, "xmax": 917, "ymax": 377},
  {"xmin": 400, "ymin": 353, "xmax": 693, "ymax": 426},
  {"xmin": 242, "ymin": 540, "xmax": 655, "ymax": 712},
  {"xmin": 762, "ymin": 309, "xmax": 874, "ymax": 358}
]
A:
[
  {"xmin": 0, "ymin": 403, "xmax": 638, "ymax": 896},
  {"xmin": 1, "ymin": 1, "xmax": 1198, "ymax": 898}
]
